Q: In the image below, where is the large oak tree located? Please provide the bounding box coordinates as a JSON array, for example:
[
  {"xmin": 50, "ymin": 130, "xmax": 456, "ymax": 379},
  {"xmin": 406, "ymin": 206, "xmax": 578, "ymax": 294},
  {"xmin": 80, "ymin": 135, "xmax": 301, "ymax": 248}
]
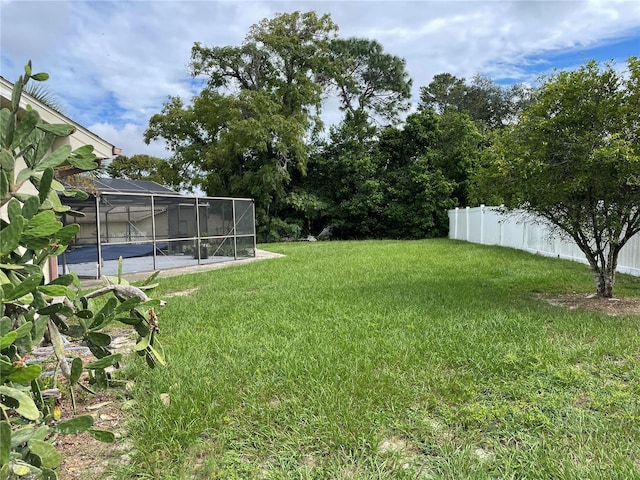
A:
[
  {"xmin": 145, "ymin": 11, "xmax": 413, "ymax": 240},
  {"xmin": 145, "ymin": 11, "xmax": 337, "ymax": 240}
]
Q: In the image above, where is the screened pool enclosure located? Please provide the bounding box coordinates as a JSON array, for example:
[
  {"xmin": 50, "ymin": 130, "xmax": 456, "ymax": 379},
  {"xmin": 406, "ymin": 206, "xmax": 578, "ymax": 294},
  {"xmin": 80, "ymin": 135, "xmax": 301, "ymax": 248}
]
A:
[{"xmin": 59, "ymin": 179, "xmax": 256, "ymax": 279}]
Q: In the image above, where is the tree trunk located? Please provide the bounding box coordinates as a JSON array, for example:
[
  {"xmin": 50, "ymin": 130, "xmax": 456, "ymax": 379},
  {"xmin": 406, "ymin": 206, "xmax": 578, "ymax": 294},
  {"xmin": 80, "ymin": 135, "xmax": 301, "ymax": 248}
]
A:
[
  {"xmin": 579, "ymin": 241, "xmax": 620, "ymax": 299},
  {"xmin": 592, "ymin": 259, "xmax": 617, "ymax": 298},
  {"xmin": 593, "ymin": 269, "xmax": 612, "ymax": 297}
]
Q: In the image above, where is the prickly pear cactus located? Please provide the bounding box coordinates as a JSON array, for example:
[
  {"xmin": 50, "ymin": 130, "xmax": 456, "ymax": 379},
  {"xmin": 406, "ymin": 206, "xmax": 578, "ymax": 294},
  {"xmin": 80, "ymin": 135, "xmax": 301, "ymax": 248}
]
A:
[{"xmin": 1, "ymin": 62, "xmax": 165, "ymax": 479}]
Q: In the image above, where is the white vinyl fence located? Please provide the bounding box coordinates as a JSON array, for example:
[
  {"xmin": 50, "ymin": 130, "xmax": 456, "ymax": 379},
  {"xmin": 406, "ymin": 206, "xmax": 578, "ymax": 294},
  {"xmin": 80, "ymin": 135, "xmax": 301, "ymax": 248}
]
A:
[{"xmin": 448, "ymin": 205, "xmax": 640, "ymax": 277}]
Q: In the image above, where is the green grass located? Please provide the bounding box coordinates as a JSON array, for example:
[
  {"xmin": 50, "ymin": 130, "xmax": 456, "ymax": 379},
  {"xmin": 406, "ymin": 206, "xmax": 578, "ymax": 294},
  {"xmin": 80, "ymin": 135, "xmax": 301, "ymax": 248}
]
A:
[{"xmin": 111, "ymin": 240, "xmax": 640, "ymax": 479}]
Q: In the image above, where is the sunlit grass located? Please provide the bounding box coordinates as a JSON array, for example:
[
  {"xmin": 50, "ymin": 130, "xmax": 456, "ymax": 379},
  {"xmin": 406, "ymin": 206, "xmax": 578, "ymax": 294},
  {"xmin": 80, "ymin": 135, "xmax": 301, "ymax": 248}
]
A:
[{"xmin": 112, "ymin": 240, "xmax": 640, "ymax": 479}]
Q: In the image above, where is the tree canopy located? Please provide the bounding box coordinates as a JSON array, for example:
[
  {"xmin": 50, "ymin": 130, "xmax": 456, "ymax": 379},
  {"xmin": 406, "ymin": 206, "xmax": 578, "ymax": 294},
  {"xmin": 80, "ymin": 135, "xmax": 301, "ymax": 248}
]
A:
[
  {"xmin": 146, "ymin": 12, "xmax": 338, "ymax": 240},
  {"xmin": 145, "ymin": 11, "xmax": 416, "ymax": 240},
  {"xmin": 106, "ymin": 154, "xmax": 179, "ymax": 187},
  {"xmin": 305, "ymin": 108, "xmax": 464, "ymax": 239},
  {"xmin": 477, "ymin": 57, "xmax": 640, "ymax": 297},
  {"xmin": 419, "ymin": 73, "xmax": 534, "ymax": 130},
  {"xmin": 325, "ymin": 38, "xmax": 412, "ymax": 124},
  {"xmin": 141, "ymin": 11, "xmax": 499, "ymax": 240}
]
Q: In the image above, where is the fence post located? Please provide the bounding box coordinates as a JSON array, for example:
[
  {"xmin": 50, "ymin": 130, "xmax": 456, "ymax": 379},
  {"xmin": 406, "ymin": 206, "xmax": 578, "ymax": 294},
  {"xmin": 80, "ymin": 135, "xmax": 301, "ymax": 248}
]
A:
[
  {"xmin": 454, "ymin": 207, "xmax": 459, "ymax": 239},
  {"xmin": 480, "ymin": 204, "xmax": 485, "ymax": 244},
  {"xmin": 465, "ymin": 206, "xmax": 470, "ymax": 241},
  {"xmin": 499, "ymin": 206, "xmax": 504, "ymax": 246}
]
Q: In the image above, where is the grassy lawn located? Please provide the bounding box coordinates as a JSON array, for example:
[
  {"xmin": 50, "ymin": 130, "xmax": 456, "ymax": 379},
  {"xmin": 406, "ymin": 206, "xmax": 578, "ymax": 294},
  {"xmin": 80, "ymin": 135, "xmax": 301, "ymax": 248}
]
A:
[{"xmin": 113, "ymin": 240, "xmax": 640, "ymax": 479}]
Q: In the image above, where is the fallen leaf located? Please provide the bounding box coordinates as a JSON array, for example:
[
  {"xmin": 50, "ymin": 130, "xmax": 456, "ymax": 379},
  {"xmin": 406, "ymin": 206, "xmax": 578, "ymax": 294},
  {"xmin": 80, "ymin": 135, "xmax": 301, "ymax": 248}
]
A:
[{"xmin": 87, "ymin": 401, "xmax": 112, "ymax": 410}]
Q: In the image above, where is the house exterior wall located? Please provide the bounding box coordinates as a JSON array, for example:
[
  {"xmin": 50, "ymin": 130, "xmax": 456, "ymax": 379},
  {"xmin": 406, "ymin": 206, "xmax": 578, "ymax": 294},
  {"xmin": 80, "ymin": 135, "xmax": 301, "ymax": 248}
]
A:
[{"xmin": 0, "ymin": 76, "xmax": 117, "ymax": 282}]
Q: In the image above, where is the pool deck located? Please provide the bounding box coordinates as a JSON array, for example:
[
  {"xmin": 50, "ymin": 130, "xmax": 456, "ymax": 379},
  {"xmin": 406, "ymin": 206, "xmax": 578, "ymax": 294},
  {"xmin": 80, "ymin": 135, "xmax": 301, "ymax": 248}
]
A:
[{"xmin": 77, "ymin": 249, "xmax": 284, "ymax": 288}]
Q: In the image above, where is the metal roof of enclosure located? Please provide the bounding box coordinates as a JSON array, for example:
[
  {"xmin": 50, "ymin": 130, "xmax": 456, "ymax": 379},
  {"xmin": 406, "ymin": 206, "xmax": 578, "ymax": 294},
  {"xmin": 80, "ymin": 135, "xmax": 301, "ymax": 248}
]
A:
[
  {"xmin": 90, "ymin": 178, "xmax": 178, "ymax": 195},
  {"xmin": 59, "ymin": 179, "xmax": 256, "ymax": 279}
]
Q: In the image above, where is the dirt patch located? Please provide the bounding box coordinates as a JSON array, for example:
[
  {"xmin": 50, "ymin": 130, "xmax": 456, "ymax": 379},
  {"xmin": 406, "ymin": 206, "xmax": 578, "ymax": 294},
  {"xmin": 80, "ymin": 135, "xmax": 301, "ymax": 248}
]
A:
[
  {"xmin": 165, "ymin": 287, "xmax": 200, "ymax": 298},
  {"xmin": 56, "ymin": 390, "xmax": 132, "ymax": 479},
  {"xmin": 27, "ymin": 329, "xmax": 138, "ymax": 479},
  {"xmin": 542, "ymin": 293, "xmax": 640, "ymax": 316},
  {"xmin": 378, "ymin": 436, "xmax": 420, "ymax": 468}
]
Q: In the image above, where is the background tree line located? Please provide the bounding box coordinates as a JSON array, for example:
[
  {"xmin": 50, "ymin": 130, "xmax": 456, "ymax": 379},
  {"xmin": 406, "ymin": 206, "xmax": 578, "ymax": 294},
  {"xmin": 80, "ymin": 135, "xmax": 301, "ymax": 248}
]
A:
[
  {"xmin": 107, "ymin": 10, "xmax": 530, "ymax": 242},
  {"xmin": 106, "ymin": 13, "xmax": 638, "ymax": 299}
]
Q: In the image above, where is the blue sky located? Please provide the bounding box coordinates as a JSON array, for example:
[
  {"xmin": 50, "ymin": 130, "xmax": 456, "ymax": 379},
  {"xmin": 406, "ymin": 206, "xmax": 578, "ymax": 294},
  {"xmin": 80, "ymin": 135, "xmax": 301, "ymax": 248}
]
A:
[
  {"xmin": 1, "ymin": 0, "xmax": 638, "ymax": 159},
  {"xmin": 515, "ymin": 35, "xmax": 639, "ymax": 79}
]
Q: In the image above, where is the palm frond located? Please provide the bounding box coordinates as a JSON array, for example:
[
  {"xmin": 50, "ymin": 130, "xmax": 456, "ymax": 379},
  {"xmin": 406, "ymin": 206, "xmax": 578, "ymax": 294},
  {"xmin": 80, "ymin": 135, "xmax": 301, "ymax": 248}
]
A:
[{"xmin": 23, "ymin": 83, "xmax": 66, "ymax": 114}]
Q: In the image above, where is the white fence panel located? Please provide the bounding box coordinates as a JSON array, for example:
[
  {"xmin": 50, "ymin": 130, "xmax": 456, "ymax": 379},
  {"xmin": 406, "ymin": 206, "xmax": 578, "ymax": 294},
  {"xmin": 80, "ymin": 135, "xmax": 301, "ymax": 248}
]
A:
[
  {"xmin": 448, "ymin": 206, "xmax": 640, "ymax": 277},
  {"xmin": 482, "ymin": 208, "xmax": 502, "ymax": 246}
]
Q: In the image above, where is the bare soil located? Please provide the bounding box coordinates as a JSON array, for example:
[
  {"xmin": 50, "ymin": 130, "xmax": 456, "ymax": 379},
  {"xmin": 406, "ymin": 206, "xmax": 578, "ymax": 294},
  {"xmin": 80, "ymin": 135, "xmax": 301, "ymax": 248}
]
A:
[
  {"xmin": 44, "ymin": 329, "xmax": 137, "ymax": 480},
  {"xmin": 56, "ymin": 390, "xmax": 131, "ymax": 480},
  {"xmin": 542, "ymin": 293, "xmax": 640, "ymax": 316}
]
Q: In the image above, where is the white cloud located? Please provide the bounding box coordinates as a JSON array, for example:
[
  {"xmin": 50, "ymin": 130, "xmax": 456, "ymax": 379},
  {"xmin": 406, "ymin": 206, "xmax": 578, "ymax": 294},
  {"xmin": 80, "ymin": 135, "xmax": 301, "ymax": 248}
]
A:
[
  {"xmin": 2, "ymin": 0, "xmax": 638, "ymax": 154},
  {"xmin": 88, "ymin": 122, "xmax": 168, "ymax": 160}
]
